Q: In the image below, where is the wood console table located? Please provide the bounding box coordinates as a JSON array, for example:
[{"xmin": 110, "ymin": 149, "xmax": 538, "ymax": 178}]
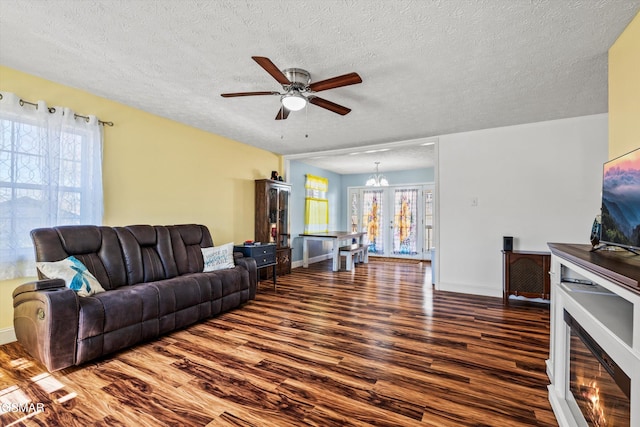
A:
[{"xmin": 548, "ymin": 243, "xmax": 640, "ymax": 294}]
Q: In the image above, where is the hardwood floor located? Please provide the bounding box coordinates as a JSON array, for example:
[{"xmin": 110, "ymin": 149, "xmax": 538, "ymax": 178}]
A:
[{"xmin": 0, "ymin": 259, "xmax": 558, "ymax": 426}]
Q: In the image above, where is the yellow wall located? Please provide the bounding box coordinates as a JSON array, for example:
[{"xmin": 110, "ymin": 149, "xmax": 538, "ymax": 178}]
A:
[
  {"xmin": 0, "ymin": 66, "xmax": 280, "ymax": 331},
  {"xmin": 609, "ymin": 11, "xmax": 640, "ymax": 158}
]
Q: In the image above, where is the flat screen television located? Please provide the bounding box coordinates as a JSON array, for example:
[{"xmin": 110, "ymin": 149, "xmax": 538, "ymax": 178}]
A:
[{"xmin": 599, "ymin": 147, "xmax": 640, "ymax": 253}]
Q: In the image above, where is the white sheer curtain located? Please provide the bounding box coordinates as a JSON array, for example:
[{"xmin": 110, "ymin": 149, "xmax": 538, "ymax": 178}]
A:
[{"xmin": 0, "ymin": 92, "xmax": 103, "ymax": 280}]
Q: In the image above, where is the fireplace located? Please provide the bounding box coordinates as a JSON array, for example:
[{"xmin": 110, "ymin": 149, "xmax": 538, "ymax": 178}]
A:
[
  {"xmin": 565, "ymin": 311, "xmax": 630, "ymax": 427},
  {"xmin": 547, "ymin": 244, "xmax": 639, "ymax": 427}
]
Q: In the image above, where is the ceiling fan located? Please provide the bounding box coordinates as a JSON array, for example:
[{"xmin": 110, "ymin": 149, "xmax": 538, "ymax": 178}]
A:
[{"xmin": 221, "ymin": 56, "xmax": 362, "ymax": 120}]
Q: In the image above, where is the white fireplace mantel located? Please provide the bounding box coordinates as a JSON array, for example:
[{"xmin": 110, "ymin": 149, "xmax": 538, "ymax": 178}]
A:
[{"xmin": 547, "ymin": 243, "xmax": 640, "ymax": 427}]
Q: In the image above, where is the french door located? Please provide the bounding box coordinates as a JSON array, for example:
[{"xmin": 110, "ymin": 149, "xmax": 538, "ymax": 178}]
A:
[{"xmin": 348, "ymin": 184, "xmax": 434, "ymax": 260}]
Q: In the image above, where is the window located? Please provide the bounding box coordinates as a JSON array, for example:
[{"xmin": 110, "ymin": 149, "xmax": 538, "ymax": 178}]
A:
[
  {"xmin": 0, "ymin": 92, "xmax": 103, "ymax": 280},
  {"xmin": 304, "ymin": 174, "xmax": 329, "ymax": 233}
]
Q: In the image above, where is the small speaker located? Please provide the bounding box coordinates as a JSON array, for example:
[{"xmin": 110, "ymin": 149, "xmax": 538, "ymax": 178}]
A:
[{"xmin": 503, "ymin": 236, "xmax": 513, "ymax": 251}]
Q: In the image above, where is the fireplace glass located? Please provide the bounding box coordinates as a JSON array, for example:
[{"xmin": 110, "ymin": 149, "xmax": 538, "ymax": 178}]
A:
[{"xmin": 566, "ymin": 312, "xmax": 630, "ymax": 427}]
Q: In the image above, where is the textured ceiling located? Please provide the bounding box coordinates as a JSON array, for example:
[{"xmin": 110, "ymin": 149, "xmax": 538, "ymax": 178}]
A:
[{"xmin": 1, "ymin": 1, "xmax": 638, "ymax": 174}]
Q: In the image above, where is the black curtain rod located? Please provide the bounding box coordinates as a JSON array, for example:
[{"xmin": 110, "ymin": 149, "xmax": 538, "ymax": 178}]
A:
[{"xmin": 0, "ymin": 93, "xmax": 114, "ymax": 126}]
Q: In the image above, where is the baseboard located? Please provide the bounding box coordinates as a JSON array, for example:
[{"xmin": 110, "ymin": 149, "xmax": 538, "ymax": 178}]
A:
[
  {"xmin": 291, "ymin": 253, "xmax": 332, "ymax": 269},
  {"xmin": 0, "ymin": 327, "xmax": 16, "ymax": 345},
  {"xmin": 436, "ymin": 281, "xmax": 502, "ymax": 299}
]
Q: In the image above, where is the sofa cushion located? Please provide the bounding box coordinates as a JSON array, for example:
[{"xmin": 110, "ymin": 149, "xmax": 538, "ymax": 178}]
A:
[
  {"xmin": 37, "ymin": 256, "xmax": 106, "ymax": 297},
  {"xmin": 213, "ymin": 267, "xmax": 246, "ymax": 296},
  {"xmin": 31, "ymin": 226, "xmax": 128, "ymax": 290},
  {"xmin": 215, "ymin": 267, "xmax": 249, "ymax": 312},
  {"xmin": 202, "ymin": 243, "xmax": 235, "ymax": 272},
  {"xmin": 96, "ymin": 285, "xmax": 160, "ymax": 333},
  {"xmin": 58, "ymin": 226, "xmax": 102, "ymax": 254},
  {"xmin": 148, "ymin": 276, "xmax": 210, "ymax": 316},
  {"xmin": 169, "ymin": 224, "xmax": 214, "ymax": 274},
  {"xmin": 115, "ymin": 225, "xmax": 178, "ymax": 285},
  {"xmin": 146, "ymin": 275, "xmax": 215, "ymax": 333},
  {"xmin": 78, "ymin": 285, "xmax": 160, "ymax": 338}
]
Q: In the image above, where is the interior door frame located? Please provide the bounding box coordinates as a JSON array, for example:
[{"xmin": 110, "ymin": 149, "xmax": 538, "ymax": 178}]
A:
[
  {"xmin": 347, "ymin": 183, "xmax": 433, "ymax": 260},
  {"xmin": 283, "ymin": 136, "xmax": 440, "ymax": 287}
]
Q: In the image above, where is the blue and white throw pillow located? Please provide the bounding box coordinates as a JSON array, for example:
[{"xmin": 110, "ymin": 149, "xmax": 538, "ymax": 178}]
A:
[
  {"xmin": 36, "ymin": 256, "xmax": 105, "ymax": 297},
  {"xmin": 201, "ymin": 242, "xmax": 235, "ymax": 272}
]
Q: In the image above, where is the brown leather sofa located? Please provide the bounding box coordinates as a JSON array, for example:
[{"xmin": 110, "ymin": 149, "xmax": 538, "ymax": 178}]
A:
[{"xmin": 12, "ymin": 224, "xmax": 257, "ymax": 372}]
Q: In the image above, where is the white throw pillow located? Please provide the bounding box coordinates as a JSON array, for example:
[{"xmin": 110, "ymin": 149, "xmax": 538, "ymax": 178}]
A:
[
  {"xmin": 36, "ymin": 256, "xmax": 105, "ymax": 297},
  {"xmin": 202, "ymin": 242, "xmax": 235, "ymax": 272}
]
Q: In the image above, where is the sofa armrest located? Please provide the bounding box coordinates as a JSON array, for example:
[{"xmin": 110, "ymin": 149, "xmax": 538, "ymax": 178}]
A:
[
  {"xmin": 13, "ymin": 280, "xmax": 79, "ymax": 372},
  {"xmin": 234, "ymin": 255, "xmax": 257, "ymax": 300},
  {"xmin": 12, "ymin": 278, "xmax": 66, "ymax": 298}
]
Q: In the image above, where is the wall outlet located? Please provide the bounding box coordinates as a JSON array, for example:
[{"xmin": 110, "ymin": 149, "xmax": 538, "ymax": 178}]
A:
[{"xmin": 471, "ymin": 197, "xmax": 478, "ymax": 207}]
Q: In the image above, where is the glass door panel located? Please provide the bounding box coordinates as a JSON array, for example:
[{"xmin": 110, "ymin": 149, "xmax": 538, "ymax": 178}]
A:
[
  {"xmin": 268, "ymin": 188, "xmax": 278, "ymax": 244},
  {"xmin": 362, "ymin": 189, "xmax": 385, "ymax": 255},
  {"xmin": 392, "ymin": 188, "xmax": 419, "ymax": 256},
  {"xmin": 278, "ymin": 189, "xmax": 289, "ymax": 248},
  {"xmin": 424, "ymin": 185, "xmax": 434, "ymax": 259},
  {"xmin": 350, "ymin": 190, "xmax": 359, "ymax": 233}
]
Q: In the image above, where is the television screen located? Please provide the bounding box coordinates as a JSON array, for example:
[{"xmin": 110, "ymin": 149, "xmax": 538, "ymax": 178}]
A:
[{"xmin": 600, "ymin": 147, "xmax": 640, "ymax": 251}]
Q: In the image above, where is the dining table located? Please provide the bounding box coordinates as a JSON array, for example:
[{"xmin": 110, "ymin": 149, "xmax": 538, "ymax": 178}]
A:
[{"xmin": 299, "ymin": 230, "xmax": 368, "ymax": 272}]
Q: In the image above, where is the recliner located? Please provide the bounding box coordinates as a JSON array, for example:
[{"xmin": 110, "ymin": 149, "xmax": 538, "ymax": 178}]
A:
[{"xmin": 12, "ymin": 224, "xmax": 257, "ymax": 372}]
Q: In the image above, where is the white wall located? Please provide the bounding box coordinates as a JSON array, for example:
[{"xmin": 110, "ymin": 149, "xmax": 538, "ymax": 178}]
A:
[{"xmin": 437, "ymin": 114, "xmax": 608, "ymax": 297}]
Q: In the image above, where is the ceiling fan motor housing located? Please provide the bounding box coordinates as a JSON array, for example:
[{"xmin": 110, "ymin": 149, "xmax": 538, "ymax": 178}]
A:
[{"xmin": 283, "ymin": 68, "xmax": 311, "ymax": 91}]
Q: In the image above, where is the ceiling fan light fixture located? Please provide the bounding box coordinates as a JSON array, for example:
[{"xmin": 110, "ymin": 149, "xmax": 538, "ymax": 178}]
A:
[{"xmin": 281, "ymin": 92, "xmax": 307, "ymax": 111}]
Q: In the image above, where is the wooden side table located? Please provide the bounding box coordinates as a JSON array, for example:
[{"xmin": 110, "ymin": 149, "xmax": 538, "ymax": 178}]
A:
[
  {"xmin": 234, "ymin": 244, "xmax": 277, "ymax": 290},
  {"xmin": 502, "ymin": 250, "xmax": 551, "ymax": 304}
]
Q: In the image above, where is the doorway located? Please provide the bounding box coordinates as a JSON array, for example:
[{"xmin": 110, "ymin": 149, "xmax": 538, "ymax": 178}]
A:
[{"xmin": 348, "ymin": 184, "xmax": 435, "ymax": 260}]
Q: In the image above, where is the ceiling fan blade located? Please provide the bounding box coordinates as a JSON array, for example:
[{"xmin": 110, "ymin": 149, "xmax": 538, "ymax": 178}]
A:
[
  {"xmin": 308, "ymin": 72, "xmax": 362, "ymax": 92},
  {"xmin": 252, "ymin": 56, "xmax": 291, "ymax": 85},
  {"xmin": 308, "ymin": 97, "xmax": 351, "ymax": 115},
  {"xmin": 275, "ymin": 107, "xmax": 290, "ymax": 120},
  {"xmin": 221, "ymin": 91, "xmax": 279, "ymax": 97}
]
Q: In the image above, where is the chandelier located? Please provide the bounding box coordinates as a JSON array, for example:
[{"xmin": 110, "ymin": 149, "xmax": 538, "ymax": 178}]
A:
[{"xmin": 365, "ymin": 162, "xmax": 389, "ymax": 187}]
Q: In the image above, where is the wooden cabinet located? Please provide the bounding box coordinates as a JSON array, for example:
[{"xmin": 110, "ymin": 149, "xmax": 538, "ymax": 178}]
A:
[
  {"xmin": 502, "ymin": 250, "xmax": 551, "ymax": 304},
  {"xmin": 255, "ymin": 179, "xmax": 291, "ymax": 279}
]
